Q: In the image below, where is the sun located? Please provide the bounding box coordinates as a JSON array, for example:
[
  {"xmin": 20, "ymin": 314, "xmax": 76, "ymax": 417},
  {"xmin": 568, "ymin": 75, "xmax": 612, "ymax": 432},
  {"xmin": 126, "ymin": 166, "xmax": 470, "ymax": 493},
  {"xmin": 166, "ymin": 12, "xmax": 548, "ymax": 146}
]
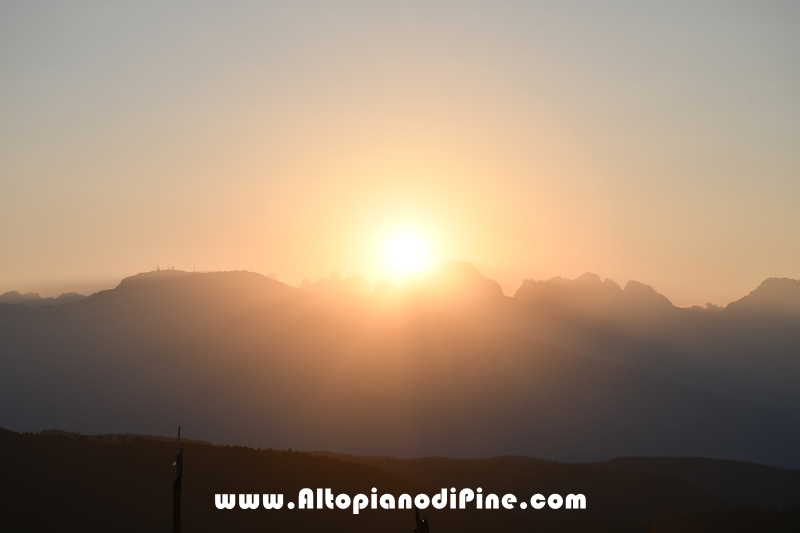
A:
[{"xmin": 384, "ymin": 233, "xmax": 429, "ymax": 275}]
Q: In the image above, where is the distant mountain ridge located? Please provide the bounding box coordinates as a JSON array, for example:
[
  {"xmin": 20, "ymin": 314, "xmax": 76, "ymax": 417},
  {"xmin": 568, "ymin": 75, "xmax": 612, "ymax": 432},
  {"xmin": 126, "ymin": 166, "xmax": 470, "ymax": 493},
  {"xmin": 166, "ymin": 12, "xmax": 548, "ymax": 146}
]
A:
[
  {"xmin": 726, "ymin": 277, "xmax": 800, "ymax": 316},
  {"xmin": 287, "ymin": 263, "xmax": 800, "ymax": 417},
  {"xmin": 1, "ymin": 268, "xmax": 800, "ymax": 468},
  {"xmin": 405, "ymin": 263, "xmax": 800, "ymax": 418},
  {"xmin": 514, "ymin": 272, "xmax": 674, "ymax": 312},
  {"xmin": 0, "ymin": 291, "xmax": 85, "ymax": 307},
  {"xmin": 514, "ymin": 272, "xmax": 800, "ymax": 316}
]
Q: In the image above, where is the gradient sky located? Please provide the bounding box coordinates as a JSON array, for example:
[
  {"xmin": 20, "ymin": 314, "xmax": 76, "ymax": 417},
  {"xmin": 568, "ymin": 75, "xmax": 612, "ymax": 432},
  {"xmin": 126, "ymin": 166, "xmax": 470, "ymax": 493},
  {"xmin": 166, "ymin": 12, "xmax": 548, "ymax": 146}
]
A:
[{"xmin": 1, "ymin": 1, "xmax": 799, "ymax": 305}]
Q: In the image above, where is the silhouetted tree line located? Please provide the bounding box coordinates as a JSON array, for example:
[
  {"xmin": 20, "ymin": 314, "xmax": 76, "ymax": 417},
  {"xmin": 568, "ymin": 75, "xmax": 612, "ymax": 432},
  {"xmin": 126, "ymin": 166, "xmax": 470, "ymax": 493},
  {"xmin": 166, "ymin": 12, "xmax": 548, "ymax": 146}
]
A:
[{"xmin": 1, "ymin": 428, "xmax": 798, "ymax": 532}]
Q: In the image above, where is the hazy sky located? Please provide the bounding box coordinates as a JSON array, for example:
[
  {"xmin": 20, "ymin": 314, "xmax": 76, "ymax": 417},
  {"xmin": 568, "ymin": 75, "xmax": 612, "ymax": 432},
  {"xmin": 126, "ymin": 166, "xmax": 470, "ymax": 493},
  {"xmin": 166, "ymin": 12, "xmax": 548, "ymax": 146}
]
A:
[{"xmin": 1, "ymin": 1, "xmax": 799, "ymax": 305}]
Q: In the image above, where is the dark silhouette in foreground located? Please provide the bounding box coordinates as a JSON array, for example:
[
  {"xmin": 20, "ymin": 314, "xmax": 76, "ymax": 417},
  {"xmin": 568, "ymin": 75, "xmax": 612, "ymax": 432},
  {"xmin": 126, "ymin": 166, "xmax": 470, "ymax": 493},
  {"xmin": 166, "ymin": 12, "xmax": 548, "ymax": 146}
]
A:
[
  {"xmin": 1, "ymin": 427, "xmax": 799, "ymax": 532},
  {"xmin": 412, "ymin": 508, "xmax": 429, "ymax": 533},
  {"xmin": 173, "ymin": 426, "xmax": 182, "ymax": 533}
]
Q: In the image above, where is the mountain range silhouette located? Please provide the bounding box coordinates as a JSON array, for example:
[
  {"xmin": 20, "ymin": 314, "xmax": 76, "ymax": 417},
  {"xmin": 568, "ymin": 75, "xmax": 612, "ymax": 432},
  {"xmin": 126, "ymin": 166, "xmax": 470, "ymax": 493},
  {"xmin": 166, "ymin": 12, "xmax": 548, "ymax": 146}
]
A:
[
  {"xmin": 2, "ymin": 265, "xmax": 800, "ymax": 468},
  {"xmin": 423, "ymin": 263, "xmax": 800, "ymax": 419},
  {"xmin": 0, "ymin": 290, "xmax": 85, "ymax": 307}
]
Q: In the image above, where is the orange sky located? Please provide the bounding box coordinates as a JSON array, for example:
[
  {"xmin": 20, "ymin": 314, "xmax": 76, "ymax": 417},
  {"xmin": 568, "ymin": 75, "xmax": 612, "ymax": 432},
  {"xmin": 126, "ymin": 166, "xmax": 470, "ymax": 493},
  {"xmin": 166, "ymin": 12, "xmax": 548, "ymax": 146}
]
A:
[{"xmin": 1, "ymin": 2, "xmax": 799, "ymax": 305}]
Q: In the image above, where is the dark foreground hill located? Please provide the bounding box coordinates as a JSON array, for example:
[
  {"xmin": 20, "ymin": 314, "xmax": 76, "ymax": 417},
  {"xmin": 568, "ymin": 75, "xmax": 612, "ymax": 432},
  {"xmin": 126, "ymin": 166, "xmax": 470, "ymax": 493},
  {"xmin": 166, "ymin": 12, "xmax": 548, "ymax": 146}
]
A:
[
  {"xmin": 315, "ymin": 452, "xmax": 800, "ymax": 511},
  {"xmin": 1, "ymin": 269, "xmax": 800, "ymax": 467},
  {"xmin": 2, "ymin": 428, "xmax": 800, "ymax": 533},
  {"xmin": 593, "ymin": 457, "xmax": 800, "ymax": 510}
]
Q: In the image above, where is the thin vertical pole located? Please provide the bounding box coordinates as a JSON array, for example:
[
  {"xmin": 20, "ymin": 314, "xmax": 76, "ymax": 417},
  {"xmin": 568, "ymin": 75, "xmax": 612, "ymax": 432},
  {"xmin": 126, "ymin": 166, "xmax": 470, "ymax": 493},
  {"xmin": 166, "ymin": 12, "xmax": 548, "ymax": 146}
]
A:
[{"xmin": 173, "ymin": 426, "xmax": 183, "ymax": 533}]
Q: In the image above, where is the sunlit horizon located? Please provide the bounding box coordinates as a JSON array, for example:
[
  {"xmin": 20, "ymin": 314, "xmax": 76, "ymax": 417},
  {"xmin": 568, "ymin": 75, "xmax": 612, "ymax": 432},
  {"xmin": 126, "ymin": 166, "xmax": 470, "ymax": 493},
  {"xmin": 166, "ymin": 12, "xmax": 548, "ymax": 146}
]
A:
[{"xmin": 2, "ymin": 2, "xmax": 799, "ymax": 307}]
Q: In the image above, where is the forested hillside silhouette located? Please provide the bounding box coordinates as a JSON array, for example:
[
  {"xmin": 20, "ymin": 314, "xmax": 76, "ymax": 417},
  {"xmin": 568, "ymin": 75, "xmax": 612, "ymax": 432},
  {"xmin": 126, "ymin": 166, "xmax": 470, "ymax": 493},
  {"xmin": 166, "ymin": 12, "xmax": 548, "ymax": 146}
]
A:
[{"xmin": 2, "ymin": 428, "xmax": 799, "ymax": 533}]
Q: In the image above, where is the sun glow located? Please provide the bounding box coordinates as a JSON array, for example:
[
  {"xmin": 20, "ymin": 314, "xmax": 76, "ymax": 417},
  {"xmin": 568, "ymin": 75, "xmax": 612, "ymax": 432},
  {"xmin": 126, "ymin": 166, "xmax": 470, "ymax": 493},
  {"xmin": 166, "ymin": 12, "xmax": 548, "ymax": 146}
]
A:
[{"xmin": 384, "ymin": 233, "xmax": 429, "ymax": 276}]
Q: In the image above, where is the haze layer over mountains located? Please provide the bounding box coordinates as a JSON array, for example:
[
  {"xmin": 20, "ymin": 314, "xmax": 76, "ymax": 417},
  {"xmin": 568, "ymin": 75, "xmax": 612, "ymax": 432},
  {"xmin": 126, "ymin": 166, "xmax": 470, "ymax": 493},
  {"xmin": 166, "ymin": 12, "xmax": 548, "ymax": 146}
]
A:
[
  {"xmin": 409, "ymin": 263, "xmax": 800, "ymax": 419},
  {"xmin": 1, "ymin": 264, "xmax": 799, "ymax": 468}
]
